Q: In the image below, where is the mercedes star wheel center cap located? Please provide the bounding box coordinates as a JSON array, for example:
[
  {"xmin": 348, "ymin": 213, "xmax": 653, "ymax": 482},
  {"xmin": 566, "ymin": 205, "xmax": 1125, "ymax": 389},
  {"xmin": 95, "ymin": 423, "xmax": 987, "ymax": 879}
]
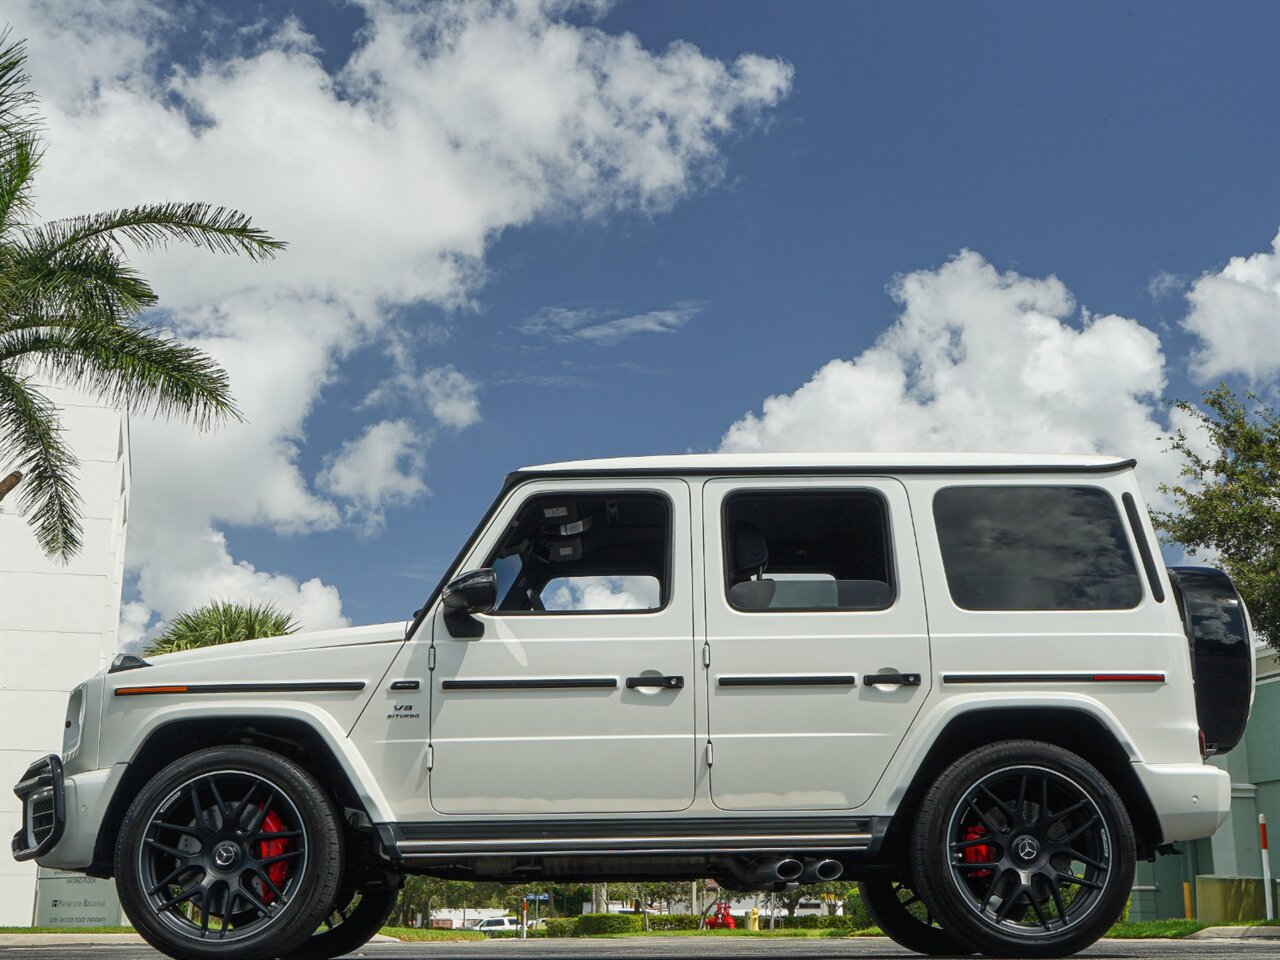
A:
[
  {"xmin": 213, "ymin": 841, "xmax": 240, "ymax": 868},
  {"xmin": 1014, "ymin": 835, "xmax": 1040, "ymax": 862}
]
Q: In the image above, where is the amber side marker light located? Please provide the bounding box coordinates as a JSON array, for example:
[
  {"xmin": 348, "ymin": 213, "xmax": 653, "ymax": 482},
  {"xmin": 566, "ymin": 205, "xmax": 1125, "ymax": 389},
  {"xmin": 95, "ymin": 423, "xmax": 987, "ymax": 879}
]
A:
[{"xmin": 114, "ymin": 685, "xmax": 189, "ymax": 696}]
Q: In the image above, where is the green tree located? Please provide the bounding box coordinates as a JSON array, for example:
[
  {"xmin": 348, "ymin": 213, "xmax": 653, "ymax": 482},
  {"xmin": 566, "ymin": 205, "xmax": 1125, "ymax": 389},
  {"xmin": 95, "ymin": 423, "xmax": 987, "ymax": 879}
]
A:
[
  {"xmin": 0, "ymin": 31, "xmax": 283, "ymax": 559},
  {"xmin": 142, "ymin": 600, "xmax": 298, "ymax": 656},
  {"xmin": 1154, "ymin": 384, "xmax": 1279, "ymax": 651}
]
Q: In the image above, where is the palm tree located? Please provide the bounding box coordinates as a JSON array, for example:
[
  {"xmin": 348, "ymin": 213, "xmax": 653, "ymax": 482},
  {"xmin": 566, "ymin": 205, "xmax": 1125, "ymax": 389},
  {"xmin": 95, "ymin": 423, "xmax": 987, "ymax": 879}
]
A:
[
  {"xmin": 0, "ymin": 30, "xmax": 284, "ymax": 559},
  {"xmin": 142, "ymin": 600, "xmax": 299, "ymax": 657}
]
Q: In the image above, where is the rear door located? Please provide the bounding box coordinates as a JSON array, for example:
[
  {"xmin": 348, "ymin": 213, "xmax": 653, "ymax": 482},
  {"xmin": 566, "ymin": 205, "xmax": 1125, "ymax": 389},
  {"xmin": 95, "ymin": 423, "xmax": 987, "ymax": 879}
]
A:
[{"xmin": 702, "ymin": 477, "xmax": 930, "ymax": 811}]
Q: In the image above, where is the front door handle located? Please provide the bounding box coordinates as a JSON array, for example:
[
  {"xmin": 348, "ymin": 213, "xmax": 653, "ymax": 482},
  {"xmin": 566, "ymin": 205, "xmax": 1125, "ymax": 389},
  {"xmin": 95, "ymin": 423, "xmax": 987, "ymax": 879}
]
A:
[
  {"xmin": 626, "ymin": 675, "xmax": 684, "ymax": 690},
  {"xmin": 864, "ymin": 672, "xmax": 921, "ymax": 687}
]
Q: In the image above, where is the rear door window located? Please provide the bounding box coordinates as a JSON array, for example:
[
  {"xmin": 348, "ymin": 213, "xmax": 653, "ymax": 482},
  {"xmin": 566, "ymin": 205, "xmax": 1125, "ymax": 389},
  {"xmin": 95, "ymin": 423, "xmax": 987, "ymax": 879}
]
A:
[{"xmin": 933, "ymin": 485, "xmax": 1142, "ymax": 611}]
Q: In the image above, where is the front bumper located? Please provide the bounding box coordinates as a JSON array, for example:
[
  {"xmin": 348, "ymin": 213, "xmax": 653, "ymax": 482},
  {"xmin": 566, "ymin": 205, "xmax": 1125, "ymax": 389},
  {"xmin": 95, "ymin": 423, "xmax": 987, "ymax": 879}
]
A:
[
  {"xmin": 1133, "ymin": 759, "xmax": 1231, "ymax": 843},
  {"xmin": 11, "ymin": 754, "xmax": 65, "ymax": 861}
]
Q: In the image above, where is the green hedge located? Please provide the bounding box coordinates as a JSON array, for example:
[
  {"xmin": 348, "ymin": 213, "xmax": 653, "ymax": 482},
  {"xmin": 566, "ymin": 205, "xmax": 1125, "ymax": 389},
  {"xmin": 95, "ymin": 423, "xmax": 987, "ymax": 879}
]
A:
[
  {"xmin": 544, "ymin": 918, "xmax": 578, "ymax": 938},
  {"xmin": 763, "ymin": 913, "xmax": 862, "ymax": 930},
  {"xmin": 576, "ymin": 913, "xmax": 642, "ymax": 935},
  {"xmin": 647, "ymin": 914, "xmax": 701, "ymax": 931}
]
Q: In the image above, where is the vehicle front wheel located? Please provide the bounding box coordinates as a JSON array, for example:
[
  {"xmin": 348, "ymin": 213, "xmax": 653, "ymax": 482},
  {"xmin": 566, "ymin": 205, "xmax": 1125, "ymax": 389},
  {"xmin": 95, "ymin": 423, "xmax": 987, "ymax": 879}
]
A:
[
  {"xmin": 115, "ymin": 745, "xmax": 344, "ymax": 960},
  {"xmin": 859, "ymin": 878, "xmax": 971, "ymax": 956},
  {"xmin": 910, "ymin": 741, "xmax": 1135, "ymax": 959}
]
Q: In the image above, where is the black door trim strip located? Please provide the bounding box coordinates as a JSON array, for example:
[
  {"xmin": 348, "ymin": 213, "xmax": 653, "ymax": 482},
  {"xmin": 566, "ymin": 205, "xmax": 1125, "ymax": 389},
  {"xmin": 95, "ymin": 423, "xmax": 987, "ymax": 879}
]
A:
[
  {"xmin": 440, "ymin": 678, "xmax": 618, "ymax": 691},
  {"xmin": 942, "ymin": 672, "xmax": 1166, "ymax": 685},
  {"xmin": 1122, "ymin": 491, "xmax": 1166, "ymax": 603},
  {"xmin": 718, "ymin": 675, "xmax": 856, "ymax": 687}
]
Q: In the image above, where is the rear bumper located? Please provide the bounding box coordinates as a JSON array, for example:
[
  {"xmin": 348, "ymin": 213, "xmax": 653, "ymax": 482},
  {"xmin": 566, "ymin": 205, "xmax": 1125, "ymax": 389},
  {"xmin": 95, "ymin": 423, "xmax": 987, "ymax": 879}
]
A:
[
  {"xmin": 10, "ymin": 755, "xmax": 65, "ymax": 861},
  {"xmin": 1132, "ymin": 760, "xmax": 1231, "ymax": 843}
]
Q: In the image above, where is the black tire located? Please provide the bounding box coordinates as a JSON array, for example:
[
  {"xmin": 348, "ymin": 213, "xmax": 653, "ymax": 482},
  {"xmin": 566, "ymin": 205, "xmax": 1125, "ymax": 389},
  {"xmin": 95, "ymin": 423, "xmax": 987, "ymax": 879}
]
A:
[
  {"xmin": 860, "ymin": 879, "xmax": 971, "ymax": 956},
  {"xmin": 911, "ymin": 741, "xmax": 1135, "ymax": 959},
  {"xmin": 115, "ymin": 745, "xmax": 344, "ymax": 960},
  {"xmin": 284, "ymin": 884, "xmax": 401, "ymax": 960}
]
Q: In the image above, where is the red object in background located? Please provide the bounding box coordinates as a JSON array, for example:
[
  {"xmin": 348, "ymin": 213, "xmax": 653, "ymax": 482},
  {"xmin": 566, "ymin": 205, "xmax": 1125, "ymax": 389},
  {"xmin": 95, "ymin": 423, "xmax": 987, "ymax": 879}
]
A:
[
  {"xmin": 258, "ymin": 808, "xmax": 291, "ymax": 903},
  {"xmin": 705, "ymin": 901, "xmax": 737, "ymax": 929},
  {"xmin": 961, "ymin": 824, "xmax": 995, "ymax": 877}
]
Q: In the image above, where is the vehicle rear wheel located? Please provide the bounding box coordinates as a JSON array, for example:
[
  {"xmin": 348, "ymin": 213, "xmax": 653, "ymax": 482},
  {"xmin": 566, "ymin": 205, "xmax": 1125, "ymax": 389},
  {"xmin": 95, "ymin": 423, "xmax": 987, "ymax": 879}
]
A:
[
  {"xmin": 859, "ymin": 878, "xmax": 971, "ymax": 955},
  {"xmin": 115, "ymin": 745, "xmax": 343, "ymax": 960},
  {"xmin": 284, "ymin": 883, "xmax": 400, "ymax": 959},
  {"xmin": 910, "ymin": 740, "xmax": 1134, "ymax": 959}
]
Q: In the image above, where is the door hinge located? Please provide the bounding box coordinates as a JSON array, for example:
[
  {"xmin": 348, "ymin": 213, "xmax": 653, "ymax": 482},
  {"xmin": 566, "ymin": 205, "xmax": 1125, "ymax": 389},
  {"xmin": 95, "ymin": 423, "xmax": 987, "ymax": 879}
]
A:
[
  {"xmin": 702, "ymin": 643, "xmax": 711, "ymax": 668},
  {"xmin": 428, "ymin": 645, "xmax": 436, "ymax": 671},
  {"xmin": 705, "ymin": 740, "xmax": 715, "ymax": 767},
  {"xmin": 426, "ymin": 743, "xmax": 434, "ymax": 771}
]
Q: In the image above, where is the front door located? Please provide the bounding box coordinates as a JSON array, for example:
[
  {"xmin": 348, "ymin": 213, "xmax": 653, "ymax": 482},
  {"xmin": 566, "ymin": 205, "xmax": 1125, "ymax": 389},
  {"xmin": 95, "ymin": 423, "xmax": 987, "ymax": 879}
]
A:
[
  {"xmin": 428, "ymin": 478, "xmax": 697, "ymax": 815},
  {"xmin": 702, "ymin": 477, "xmax": 931, "ymax": 811}
]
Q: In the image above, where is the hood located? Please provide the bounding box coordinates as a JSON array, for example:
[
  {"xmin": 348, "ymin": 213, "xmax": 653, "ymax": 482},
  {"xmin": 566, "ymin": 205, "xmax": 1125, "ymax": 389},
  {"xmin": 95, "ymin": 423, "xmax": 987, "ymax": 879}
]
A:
[{"xmin": 134, "ymin": 621, "xmax": 410, "ymax": 668}]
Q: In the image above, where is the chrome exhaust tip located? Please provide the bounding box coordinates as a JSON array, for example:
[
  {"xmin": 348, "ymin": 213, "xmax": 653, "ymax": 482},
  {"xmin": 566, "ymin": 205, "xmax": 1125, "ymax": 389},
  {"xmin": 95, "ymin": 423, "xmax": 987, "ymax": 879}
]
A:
[
  {"xmin": 756, "ymin": 858, "xmax": 804, "ymax": 882},
  {"xmin": 801, "ymin": 858, "xmax": 844, "ymax": 882}
]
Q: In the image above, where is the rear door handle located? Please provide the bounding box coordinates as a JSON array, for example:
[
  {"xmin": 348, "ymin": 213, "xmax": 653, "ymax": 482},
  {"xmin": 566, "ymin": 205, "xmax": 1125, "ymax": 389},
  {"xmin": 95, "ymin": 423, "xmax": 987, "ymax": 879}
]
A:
[
  {"xmin": 626, "ymin": 675, "xmax": 684, "ymax": 690},
  {"xmin": 864, "ymin": 672, "xmax": 921, "ymax": 687}
]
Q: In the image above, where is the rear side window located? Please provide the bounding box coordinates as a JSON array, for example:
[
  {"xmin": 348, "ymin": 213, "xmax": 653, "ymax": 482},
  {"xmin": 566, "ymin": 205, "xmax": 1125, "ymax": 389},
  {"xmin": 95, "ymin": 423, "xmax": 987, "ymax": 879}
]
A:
[
  {"xmin": 722, "ymin": 490, "xmax": 894, "ymax": 611},
  {"xmin": 933, "ymin": 486, "xmax": 1142, "ymax": 611}
]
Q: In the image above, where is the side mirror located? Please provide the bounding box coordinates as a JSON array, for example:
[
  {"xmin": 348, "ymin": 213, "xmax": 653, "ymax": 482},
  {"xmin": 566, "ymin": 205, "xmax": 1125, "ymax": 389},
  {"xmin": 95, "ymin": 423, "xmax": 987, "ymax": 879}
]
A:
[{"xmin": 442, "ymin": 568, "xmax": 497, "ymax": 638}]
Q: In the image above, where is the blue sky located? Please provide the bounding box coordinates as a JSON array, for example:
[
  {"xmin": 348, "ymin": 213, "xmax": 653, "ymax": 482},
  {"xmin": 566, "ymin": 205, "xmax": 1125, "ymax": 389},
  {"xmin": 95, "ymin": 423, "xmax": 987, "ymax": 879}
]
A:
[{"xmin": 11, "ymin": 0, "xmax": 1278, "ymax": 636}]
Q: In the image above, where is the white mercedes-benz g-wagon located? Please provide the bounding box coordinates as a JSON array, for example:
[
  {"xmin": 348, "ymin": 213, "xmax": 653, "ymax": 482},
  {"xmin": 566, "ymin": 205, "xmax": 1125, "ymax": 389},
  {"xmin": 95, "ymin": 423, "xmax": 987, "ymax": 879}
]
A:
[{"xmin": 13, "ymin": 454, "xmax": 1255, "ymax": 959}]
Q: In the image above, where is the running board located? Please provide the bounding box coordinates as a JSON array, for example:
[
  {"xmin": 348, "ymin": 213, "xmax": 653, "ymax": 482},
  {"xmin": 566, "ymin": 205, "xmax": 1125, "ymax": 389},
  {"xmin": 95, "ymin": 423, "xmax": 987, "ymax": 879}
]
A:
[{"xmin": 378, "ymin": 816, "xmax": 887, "ymax": 861}]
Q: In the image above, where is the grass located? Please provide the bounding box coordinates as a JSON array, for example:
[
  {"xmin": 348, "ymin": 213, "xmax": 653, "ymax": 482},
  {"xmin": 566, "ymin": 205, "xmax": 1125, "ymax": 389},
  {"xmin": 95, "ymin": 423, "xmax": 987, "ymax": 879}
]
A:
[{"xmin": 379, "ymin": 926, "xmax": 487, "ymax": 942}]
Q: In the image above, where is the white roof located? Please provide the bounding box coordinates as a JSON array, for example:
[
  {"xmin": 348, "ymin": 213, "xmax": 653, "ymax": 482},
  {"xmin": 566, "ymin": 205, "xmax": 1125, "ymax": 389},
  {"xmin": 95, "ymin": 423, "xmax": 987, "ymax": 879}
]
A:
[{"xmin": 520, "ymin": 452, "xmax": 1129, "ymax": 473}]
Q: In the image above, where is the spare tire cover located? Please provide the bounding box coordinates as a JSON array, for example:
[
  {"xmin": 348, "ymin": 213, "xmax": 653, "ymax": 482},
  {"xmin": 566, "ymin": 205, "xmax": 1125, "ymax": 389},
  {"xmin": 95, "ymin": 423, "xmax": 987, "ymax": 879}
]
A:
[{"xmin": 1167, "ymin": 566, "xmax": 1254, "ymax": 754}]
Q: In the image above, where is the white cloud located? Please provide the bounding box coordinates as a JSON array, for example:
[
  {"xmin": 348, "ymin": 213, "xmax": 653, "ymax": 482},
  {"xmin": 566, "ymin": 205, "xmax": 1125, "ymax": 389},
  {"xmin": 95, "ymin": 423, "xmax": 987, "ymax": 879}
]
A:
[
  {"xmin": 365, "ymin": 352, "xmax": 482, "ymax": 431},
  {"xmin": 6, "ymin": 1, "xmax": 791, "ymax": 636},
  {"xmin": 1181, "ymin": 230, "xmax": 1280, "ymax": 385},
  {"xmin": 520, "ymin": 301, "xmax": 702, "ymax": 344},
  {"xmin": 543, "ymin": 575, "xmax": 660, "ymax": 611},
  {"xmin": 720, "ymin": 249, "xmax": 1191, "ymax": 504},
  {"xmin": 317, "ymin": 419, "xmax": 428, "ymax": 534},
  {"xmin": 1148, "ymin": 271, "xmax": 1186, "ymax": 300}
]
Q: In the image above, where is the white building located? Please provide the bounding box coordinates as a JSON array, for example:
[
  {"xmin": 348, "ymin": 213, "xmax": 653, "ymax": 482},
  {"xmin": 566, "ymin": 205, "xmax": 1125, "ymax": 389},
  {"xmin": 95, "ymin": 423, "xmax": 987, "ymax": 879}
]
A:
[{"xmin": 0, "ymin": 384, "xmax": 129, "ymax": 925}]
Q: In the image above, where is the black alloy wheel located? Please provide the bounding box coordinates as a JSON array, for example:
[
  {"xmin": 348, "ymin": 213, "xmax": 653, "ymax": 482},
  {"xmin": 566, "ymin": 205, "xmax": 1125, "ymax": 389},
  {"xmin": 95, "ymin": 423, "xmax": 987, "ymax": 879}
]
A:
[
  {"xmin": 859, "ymin": 878, "xmax": 971, "ymax": 956},
  {"xmin": 911, "ymin": 741, "xmax": 1134, "ymax": 959},
  {"xmin": 116, "ymin": 746, "xmax": 343, "ymax": 960},
  {"xmin": 285, "ymin": 884, "xmax": 402, "ymax": 960}
]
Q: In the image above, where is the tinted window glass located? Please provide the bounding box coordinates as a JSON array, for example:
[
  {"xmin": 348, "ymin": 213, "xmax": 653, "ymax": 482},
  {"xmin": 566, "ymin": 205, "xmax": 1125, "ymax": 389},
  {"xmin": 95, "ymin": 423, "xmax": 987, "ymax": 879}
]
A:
[
  {"xmin": 722, "ymin": 491, "xmax": 894, "ymax": 611},
  {"xmin": 933, "ymin": 486, "xmax": 1142, "ymax": 610},
  {"xmin": 486, "ymin": 493, "xmax": 669, "ymax": 613}
]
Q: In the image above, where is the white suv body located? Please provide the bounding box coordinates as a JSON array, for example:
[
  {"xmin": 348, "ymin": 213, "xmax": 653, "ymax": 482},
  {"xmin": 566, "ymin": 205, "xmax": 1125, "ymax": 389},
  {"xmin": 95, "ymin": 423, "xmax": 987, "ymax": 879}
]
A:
[{"xmin": 13, "ymin": 454, "xmax": 1253, "ymax": 960}]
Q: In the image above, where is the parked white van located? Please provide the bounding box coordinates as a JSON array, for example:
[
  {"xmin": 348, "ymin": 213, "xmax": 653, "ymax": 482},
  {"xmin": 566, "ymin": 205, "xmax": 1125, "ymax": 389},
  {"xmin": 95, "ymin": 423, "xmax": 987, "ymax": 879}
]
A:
[{"xmin": 13, "ymin": 454, "xmax": 1254, "ymax": 959}]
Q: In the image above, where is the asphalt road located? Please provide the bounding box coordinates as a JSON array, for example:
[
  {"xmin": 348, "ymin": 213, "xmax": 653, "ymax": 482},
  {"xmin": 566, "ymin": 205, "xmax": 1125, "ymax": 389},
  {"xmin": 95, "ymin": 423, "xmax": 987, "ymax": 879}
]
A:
[{"xmin": 2, "ymin": 937, "xmax": 1278, "ymax": 960}]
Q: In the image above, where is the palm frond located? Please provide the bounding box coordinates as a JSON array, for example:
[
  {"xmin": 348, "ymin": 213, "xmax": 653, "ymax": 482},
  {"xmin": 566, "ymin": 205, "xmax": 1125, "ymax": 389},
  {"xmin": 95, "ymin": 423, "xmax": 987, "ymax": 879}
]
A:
[
  {"xmin": 0, "ymin": 128, "xmax": 40, "ymax": 236},
  {"xmin": 142, "ymin": 600, "xmax": 299, "ymax": 656},
  {"xmin": 0, "ymin": 29, "xmax": 42, "ymax": 163},
  {"xmin": 0, "ymin": 370, "xmax": 82, "ymax": 559},
  {"xmin": 2, "ymin": 239, "xmax": 158, "ymax": 323},
  {"xmin": 26, "ymin": 202, "xmax": 286, "ymax": 263},
  {"xmin": 4, "ymin": 322, "xmax": 242, "ymax": 429}
]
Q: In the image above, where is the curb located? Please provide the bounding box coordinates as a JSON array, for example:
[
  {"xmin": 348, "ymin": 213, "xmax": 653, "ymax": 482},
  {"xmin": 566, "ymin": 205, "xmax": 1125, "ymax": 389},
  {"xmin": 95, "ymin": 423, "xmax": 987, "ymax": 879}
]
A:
[
  {"xmin": 0, "ymin": 933, "xmax": 144, "ymax": 945},
  {"xmin": 1189, "ymin": 925, "xmax": 1280, "ymax": 939}
]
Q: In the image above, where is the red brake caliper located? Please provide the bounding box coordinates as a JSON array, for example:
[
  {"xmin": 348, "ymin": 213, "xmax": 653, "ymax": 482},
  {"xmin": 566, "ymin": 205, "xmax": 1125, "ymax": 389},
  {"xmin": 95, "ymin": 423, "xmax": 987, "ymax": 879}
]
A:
[
  {"xmin": 258, "ymin": 807, "xmax": 291, "ymax": 903},
  {"xmin": 961, "ymin": 824, "xmax": 996, "ymax": 877}
]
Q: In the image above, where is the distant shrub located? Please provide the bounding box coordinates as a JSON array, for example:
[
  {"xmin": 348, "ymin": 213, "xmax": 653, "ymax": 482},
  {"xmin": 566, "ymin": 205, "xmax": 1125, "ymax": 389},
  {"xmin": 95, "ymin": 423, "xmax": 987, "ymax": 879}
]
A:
[
  {"xmin": 576, "ymin": 913, "xmax": 642, "ymax": 935},
  {"xmin": 544, "ymin": 917, "xmax": 578, "ymax": 938},
  {"xmin": 844, "ymin": 892, "xmax": 873, "ymax": 929}
]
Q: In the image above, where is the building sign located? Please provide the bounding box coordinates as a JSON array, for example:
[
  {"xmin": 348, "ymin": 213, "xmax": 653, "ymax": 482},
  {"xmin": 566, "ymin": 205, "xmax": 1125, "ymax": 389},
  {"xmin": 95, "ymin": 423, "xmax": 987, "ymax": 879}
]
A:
[{"xmin": 33, "ymin": 868, "xmax": 122, "ymax": 927}]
